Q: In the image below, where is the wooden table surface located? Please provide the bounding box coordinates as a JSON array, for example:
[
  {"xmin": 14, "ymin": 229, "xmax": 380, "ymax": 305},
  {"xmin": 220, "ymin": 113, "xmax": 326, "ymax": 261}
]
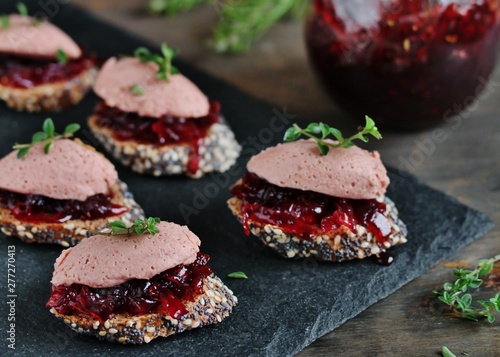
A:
[{"xmin": 74, "ymin": 1, "xmax": 500, "ymax": 355}]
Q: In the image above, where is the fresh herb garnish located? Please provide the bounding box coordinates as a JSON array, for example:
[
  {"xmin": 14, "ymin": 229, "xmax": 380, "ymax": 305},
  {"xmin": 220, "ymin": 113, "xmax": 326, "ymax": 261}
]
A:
[
  {"xmin": 134, "ymin": 43, "xmax": 180, "ymax": 81},
  {"xmin": 1, "ymin": 15, "xmax": 9, "ymax": 28},
  {"xmin": 130, "ymin": 83, "xmax": 144, "ymax": 96},
  {"xmin": 284, "ymin": 116, "xmax": 382, "ymax": 156},
  {"xmin": 108, "ymin": 217, "xmax": 161, "ymax": 236},
  {"xmin": 227, "ymin": 271, "xmax": 248, "ymax": 279},
  {"xmin": 17, "ymin": 2, "xmax": 28, "ymax": 17},
  {"xmin": 442, "ymin": 346, "xmax": 457, "ymax": 357},
  {"xmin": 13, "ymin": 118, "xmax": 80, "ymax": 159},
  {"xmin": 148, "ymin": 0, "xmax": 308, "ymax": 53},
  {"xmin": 434, "ymin": 255, "xmax": 500, "ymax": 323},
  {"xmin": 56, "ymin": 48, "xmax": 68, "ymax": 64}
]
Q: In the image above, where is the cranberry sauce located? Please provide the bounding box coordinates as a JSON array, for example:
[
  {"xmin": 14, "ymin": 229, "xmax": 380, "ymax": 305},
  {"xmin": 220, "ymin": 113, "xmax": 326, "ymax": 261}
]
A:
[
  {"xmin": 0, "ymin": 53, "xmax": 96, "ymax": 89},
  {"xmin": 306, "ymin": 0, "xmax": 500, "ymax": 129},
  {"xmin": 46, "ymin": 253, "xmax": 213, "ymax": 322},
  {"xmin": 0, "ymin": 188, "xmax": 127, "ymax": 224},
  {"xmin": 231, "ymin": 173, "xmax": 392, "ymax": 242},
  {"xmin": 94, "ymin": 101, "xmax": 221, "ymax": 175}
]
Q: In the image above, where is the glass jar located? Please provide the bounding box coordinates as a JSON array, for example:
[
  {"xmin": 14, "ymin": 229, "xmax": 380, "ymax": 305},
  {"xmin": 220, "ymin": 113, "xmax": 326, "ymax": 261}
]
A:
[{"xmin": 305, "ymin": 0, "xmax": 500, "ymax": 130}]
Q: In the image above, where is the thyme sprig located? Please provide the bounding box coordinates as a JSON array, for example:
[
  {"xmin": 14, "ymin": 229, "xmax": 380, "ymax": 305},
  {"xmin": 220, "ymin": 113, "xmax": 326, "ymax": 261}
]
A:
[
  {"xmin": 134, "ymin": 43, "xmax": 179, "ymax": 81},
  {"xmin": 434, "ymin": 255, "xmax": 500, "ymax": 323},
  {"xmin": 13, "ymin": 118, "xmax": 80, "ymax": 159},
  {"xmin": 284, "ymin": 116, "xmax": 382, "ymax": 156},
  {"xmin": 108, "ymin": 217, "xmax": 161, "ymax": 236},
  {"xmin": 148, "ymin": 0, "xmax": 308, "ymax": 53}
]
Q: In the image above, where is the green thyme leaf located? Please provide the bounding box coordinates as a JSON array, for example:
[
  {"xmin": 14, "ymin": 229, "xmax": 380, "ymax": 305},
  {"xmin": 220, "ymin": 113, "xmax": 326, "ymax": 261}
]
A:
[
  {"xmin": 283, "ymin": 126, "xmax": 301, "ymax": 142},
  {"xmin": 130, "ymin": 84, "xmax": 144, "ymax": 96},
  {"xmin": 43, "ymin": 118, "xmax": 55, "ymax": 137},
  {"xmin": 134, "ymin": 223, "xmax": 144, "ymax": 234},
  {"xmin": 1, "ymin": 15, "xmax": 9, "ymax": 28},
  {"xmin": 63, "ymin": 123, "xmax": 81, "ymax": 135},
  {"xmin": 32, "ymin": 132, "xmax": 47, "ymax": 143},
  {"xmin": 283, "ymin": 116, "xmax": 382, "ymax": 156},
  {"xmin": 442, "ymin": 346, "xmax": 457, "ymax": 357},
  {"xmin": 328, "ymin": 127, "xmax": 343, "ymax": 141},
  {"xmin": 17, "ymin": 2, "xmax": 28, "ymax": 17},
  {"xmin": 16, "ymin": 147, "xmax": 29, "ymax": 159},
  {"xmin": 318, "ymin": 143, "xmax": 329, "ymax": 156},
  {"xmin": 56, "ymin": 48, "xmax": 68, "ymax": 65},
  {"xmin": 478, "ymin": 259, "xmax": 494, "ymax": 276},
  {"xmin": 364, "ymin": 116, "xmax": 382, "ymax": 139},
  {"xmin": 134, "ymin": 47, "xmax": 150, "ymax": 60},
  {"xmin": 319, "ymin": 122, "xmax": 329, "ymax": 138},
  {"xmin": 109, "ymin": 221, "xmax": 127, "ymax": 229},
  {"xmin": 468, "ymin": 278, "xmax": 483, "ymax": 289},
  {"xmin": 227, "ymin": 272, "xmax": 248, "ymax": 279},
  {"xmin": 109, "ymin": 221, "xmax": 128, "ymax": 235},
  {"xmin": 12, "ymin": 118, "xmax": 80, "ymax": 158},
  {"xmin": 43, "ymin": 141, "xmax": 52, "ymax": 154},
  {"xmin": 160, "ymin": 42, "xmax": 173, "ymax": 58},
  {"xmin": 146, "ymin": 217, "xmax": 160, "ymax": 235},
  {"xmin": 305, "ymin": 122, "xmax": 321, "ymax": 134}
]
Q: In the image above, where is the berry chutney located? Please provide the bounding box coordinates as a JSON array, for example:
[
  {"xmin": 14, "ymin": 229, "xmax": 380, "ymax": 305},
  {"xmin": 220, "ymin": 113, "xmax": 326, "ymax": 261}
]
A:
[{"xmin": 306, "ymin": 0, "xmax": 500, "ymax": 129}]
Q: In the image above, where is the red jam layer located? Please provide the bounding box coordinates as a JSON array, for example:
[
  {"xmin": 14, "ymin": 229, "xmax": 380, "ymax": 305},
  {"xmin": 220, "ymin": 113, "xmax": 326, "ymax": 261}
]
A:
[
  {"xmin": 46, "ymin": 252, "xmax": 213, "ymax": 322},
  {"xmin": 0, "ymin": 53, "xmax": 97, "ymax": 89},
  {"xmin": 306, "ymin": 0, "xmax": 500, "ymax": 129},
  {"xmin": 94, "ymin": 101, "xmax": 221, "ymax": 175},
  {"xmin": 0, "ymin": 188, "xmax": 127, "ymax": 224},
  {"xmin": 231, "ymin": 173, "xmax": 392, "ymax": 243}
]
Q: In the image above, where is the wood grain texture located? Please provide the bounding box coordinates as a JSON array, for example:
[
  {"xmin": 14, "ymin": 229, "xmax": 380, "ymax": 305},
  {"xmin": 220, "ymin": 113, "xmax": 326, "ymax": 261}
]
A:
[{"xmin": 74, "ymin": 1, "xmax": 500, "ymax": 355}]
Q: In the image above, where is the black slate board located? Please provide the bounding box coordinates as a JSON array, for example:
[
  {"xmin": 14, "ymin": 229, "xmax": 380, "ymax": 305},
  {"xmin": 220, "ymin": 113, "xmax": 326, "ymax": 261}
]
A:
[{"xmin": 0, "ymin": 1, "xmax": 494, "ymax": 356}]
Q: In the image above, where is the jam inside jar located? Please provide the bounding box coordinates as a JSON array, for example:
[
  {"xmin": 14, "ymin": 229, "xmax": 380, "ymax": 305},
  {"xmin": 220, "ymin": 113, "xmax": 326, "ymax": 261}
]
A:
[{"xmin": 306, "ymin": 0, "xmax": 500, "ymax": 129}]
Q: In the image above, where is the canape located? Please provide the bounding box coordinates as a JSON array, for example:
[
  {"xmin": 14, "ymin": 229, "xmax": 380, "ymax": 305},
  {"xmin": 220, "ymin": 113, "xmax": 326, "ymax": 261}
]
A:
[
  {"xmin": 227, "ymin": 121, "xmax": 407, "ymax": 262},
  {"xmin": 87, "ymin": 45, "xmax": 240, "ymax": 178},
  {"xmin": 46, "ymin": 219, "xmax": 238, "ymax": 344},
  {"xmin": 0, "ymin": 13, "xmax": 97, "ymax": 112},
  {"xmin": 0, "ymin": 121, "xmax": 144, "ymax": 246}
]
